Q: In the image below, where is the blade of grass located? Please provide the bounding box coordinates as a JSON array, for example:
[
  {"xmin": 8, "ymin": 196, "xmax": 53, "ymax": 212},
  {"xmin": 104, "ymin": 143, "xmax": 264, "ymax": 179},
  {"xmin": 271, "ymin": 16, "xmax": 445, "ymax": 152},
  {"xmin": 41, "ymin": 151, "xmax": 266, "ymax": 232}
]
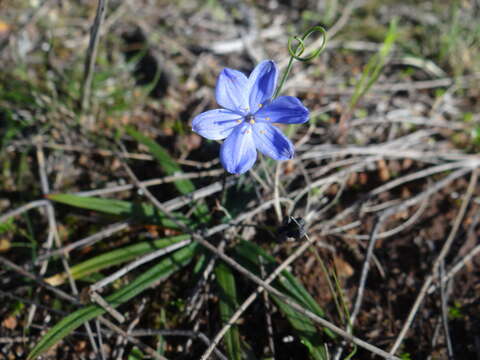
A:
[
  {"xmin": 338, "ymin": 17, "xmax": 398, "ymax": 134},
  {"xmin": 215, "ymin": 262, "xmax": 243, "ymax": 360},
  {"xmin": 27, "ymin": 243, "xmax": 197, "ymax": 360},
  {"xmin": 47, "ymin": 193, "xmax": 190, "ymax": 229},
  {"xmin": 349, "ymin": 18, "xmax": 398, "ymax": 110},
  {"xmin": 45, "ymin": 234, "xmax": 190, "ymax": 285}
]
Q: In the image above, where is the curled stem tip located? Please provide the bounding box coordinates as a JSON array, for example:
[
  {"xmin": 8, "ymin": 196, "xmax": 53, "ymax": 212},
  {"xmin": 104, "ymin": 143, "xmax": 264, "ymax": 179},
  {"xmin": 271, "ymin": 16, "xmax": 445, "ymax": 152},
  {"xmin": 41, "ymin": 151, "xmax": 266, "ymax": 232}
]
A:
[
  {"xmin": 287, "ymin": 25, "xmax": 328, "ymax": 62},
  {"xmin": 273, "ymin": 25, "xmax": 328, "ymax": 99}
]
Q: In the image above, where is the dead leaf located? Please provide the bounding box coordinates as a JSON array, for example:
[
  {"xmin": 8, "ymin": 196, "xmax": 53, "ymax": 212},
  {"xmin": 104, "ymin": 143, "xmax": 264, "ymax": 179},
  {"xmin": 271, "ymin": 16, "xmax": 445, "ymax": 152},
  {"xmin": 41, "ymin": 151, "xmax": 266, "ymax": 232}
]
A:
[
  {"xmin": 0, "ymin": 238, "xmax": 11, "ymax": 252},
  {"xmin": 2, "ymin": 316, "xmax": 17, "ymax": 330},
  {"xmin": 333, "ymin": 256, "xmax": 354, "ymax": 278}
]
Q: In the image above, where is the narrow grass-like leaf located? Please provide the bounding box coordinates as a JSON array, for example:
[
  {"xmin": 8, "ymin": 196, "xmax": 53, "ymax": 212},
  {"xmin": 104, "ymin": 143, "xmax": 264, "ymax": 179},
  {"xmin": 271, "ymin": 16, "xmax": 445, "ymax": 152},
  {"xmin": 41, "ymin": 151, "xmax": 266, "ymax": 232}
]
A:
[
  {"xmin": 46, "ymin": 235, "xmax": 190, "ymax": 285},
  {"xmin": 234, "ymin": 240, "xmax": 333, "ymax": 360},
  {"xmin": 349, "ymin": 18, "xmax": 398, "ymax": 110},
  {"xmin": 125, "ymin": 126, "xmax": 195, "ymax": 195},
  {"xmin": 273, "ymin": 298, "xmax": 328, "ymax": 360},
  {"xmin": 215, "ymin": 262, "xmax": 243, "ymax": 360},
  {"xmin": 47, "ymin": 193, "xmax": 190, "ymax": 229},
  {"xmin": 28, "ymin": 243, "xmax": 197, "ymax": 360}
]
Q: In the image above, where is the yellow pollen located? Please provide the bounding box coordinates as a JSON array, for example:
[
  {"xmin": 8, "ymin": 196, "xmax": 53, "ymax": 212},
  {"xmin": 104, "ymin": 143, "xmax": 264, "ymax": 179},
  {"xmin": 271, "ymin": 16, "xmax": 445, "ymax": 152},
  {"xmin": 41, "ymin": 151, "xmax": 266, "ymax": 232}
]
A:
[
  {"xmin": 266, "ymin": 117, "xmax": 271, "ymax": 121},
  {"xmin": 258, "ymin": 103, "xmax": 263, "ymax": 108},
  {"xmin": 249, "ymin": 119, "xmax": 255, "ymax": 124},
  {"xmin": 236, "ymin": 119, "xmax": 242, "ymax": 123}
]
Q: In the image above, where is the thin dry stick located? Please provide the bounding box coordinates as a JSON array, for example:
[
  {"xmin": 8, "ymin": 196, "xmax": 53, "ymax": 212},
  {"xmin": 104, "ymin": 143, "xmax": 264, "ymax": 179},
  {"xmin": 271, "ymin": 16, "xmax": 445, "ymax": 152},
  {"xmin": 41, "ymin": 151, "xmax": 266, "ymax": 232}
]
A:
[
  {"xmin": 428, "ymin": 243, "xmax": 480, "ymax": 294},
  {"xmin": 0, "ymin": 200, "xmax": 50, "ymax": 224},
  {"xmin": 273, "ymin": 162, "xmax": 283, "ymax": 222},
  {"xmin": 0, "ymin": 289, "xmax": 68, "ymax": 316},
  {"xmin": 98, "ymin": 316, "xmax": 167, "ymax": 360},
  {"xmin": 321, "ymin": 167, "xmax": 472, "ymax": 236},
  {"xmin": 333, "ymin": 215, "xmax": 384, "ymax": 360},
  {"xmin": 89, "ymin": 239, "xmax": 192, "ymax": 292},
  {"xmin": 36, "ymin": 221, "xmax": 131, "ymax": 263},
  {"xmin": 95, "ymin": 319, "xmax": 106, "ymax": 360},
  {"xmin": 75, "ymin": 169, "xmax": 224, "ymax": 197},
  {"xmin": 0, "ymin": 256, "xmax": 79, "ymax": 304},
  {"xmin": 115, "ymin": 298, "xmax": 146, "ymax": 360},
  {"xmin": 439, "ymin": 261, "xmax": 454, "ymax": 359},
  {"xmin": 259, "ymin": 256, "xmax": 276, "ymax": 358},
  {"xmin": 131, "ymin": 329, "xmax": 228, "ymax": 360},
  {"xmin": 350, "ymin": 216, "xmax": 382, "ymax": 325},
  {"xmin": 389, "ymin": 168, "xmax": 479, "ymax": 355},
  {"xmin": 90, "ymin": 292, "xmax": 125, "ymax": 323},
  {"xmin": 0, "ymin": 336, "xmax": 30, "ymax": 344},
  {"xmin": 185, "ymin": 238, "xmax": 228, "ymax": 353},
  {"xmin": 80, "ymin": 0, "xmax": 108, "ymax": 112}
]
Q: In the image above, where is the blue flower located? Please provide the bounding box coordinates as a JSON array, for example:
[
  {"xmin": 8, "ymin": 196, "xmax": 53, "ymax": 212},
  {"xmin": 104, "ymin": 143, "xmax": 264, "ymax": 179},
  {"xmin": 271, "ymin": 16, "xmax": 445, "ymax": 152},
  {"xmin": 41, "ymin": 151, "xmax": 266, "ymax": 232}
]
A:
[{"xmin": 192, "ymin": 60, "xmax": 309, "ymax": 174}]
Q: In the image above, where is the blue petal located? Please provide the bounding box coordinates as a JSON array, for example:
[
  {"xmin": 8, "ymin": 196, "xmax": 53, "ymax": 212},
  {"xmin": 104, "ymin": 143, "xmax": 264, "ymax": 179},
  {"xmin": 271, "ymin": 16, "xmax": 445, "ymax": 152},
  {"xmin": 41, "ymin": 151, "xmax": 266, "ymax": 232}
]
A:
[
  {"xmin": 215, "ymin": 68, "xmax": 249, "ymax": 114},
  {"xmin": 220, "ymin": 123, "xmax": 257, "ymax": 174},
  {"xmin": 256, "ymin": 96, "xmax": 309, "ymax": 124},
  {"xmin": 192, "ymin": 109, "xmax": 243, "ymax": 140},
  {"xmin": 252, "ymin": 122, "xmax": 294, "ymax": 160},
  {"xmin": 248, "ymin": 60, "xmax": 278, "ymax": 112}
]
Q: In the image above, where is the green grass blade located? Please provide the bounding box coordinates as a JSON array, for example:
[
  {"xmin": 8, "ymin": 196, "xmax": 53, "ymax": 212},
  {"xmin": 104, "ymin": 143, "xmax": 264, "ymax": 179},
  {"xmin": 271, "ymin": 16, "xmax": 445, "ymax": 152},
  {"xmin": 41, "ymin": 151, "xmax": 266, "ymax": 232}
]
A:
[
  {"xmin": 47, "ymin": 193, "xmax": 190, "ymax": 229},
  {"xmin": 349, "ymin": 17, "xmax": 398, "ymax": 109},
  {"xmin": 46, "ymin": 235, "xmax": 190, "ymax": 285},
  {"xmin": 273, "ymin": 298, "xmax": 328, "ymax": 360},
  {"xmin": 215, "ymin": 262, "xmax": 243, "ymax": 360},
  {"xmin": 28, "ymin": 243, "xmax": 197, "ymax": 360},
  {"xmin": 233, "ymin": 240, "xmax": 332, "ymax": 359},
  {"xmin": 125, "ymin": 126, "xmax": 195, "ymax": 195}
]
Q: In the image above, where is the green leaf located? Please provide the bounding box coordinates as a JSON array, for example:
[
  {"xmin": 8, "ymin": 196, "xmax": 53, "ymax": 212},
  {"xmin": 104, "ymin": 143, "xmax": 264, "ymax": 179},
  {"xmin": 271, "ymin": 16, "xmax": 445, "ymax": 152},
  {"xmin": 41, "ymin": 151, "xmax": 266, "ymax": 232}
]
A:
[
  {"xmin": 234, "ymin": 240, "xmax": 332, "ymax": 360},
  {"xmin": 125, "ymin": 126, "xmax": 195, "ymax": 195},
  {"xmin": 46, "ymin": 235, "xmax": 190, "ymax": 285},
  {"xmin": 215, "ymin": 262, "xmax": 243, "ymax": 360},
  {"xmin": 349, "ymin": 18, "xmax": 398, "ymax": 110},
  {"xmin": 28, "ymin": 243, "xmax": 197, "ymax": 360},
  {"xmin": 128, "ymin": 347, "xmax": 144, "ymax": 360},
  {"xmin": 47, "ymin": 193, "xmax": 189, "ymax": 229}
]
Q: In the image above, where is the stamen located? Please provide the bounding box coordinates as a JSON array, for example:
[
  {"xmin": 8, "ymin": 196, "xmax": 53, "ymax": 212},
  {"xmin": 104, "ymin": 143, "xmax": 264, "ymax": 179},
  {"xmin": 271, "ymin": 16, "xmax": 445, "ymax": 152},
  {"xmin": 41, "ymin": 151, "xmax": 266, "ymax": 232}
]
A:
[
  {"xmin": 236, "ymin": 119, "xmax": 242, "ymax": 123},
  {"xmin": 266, "ymin": 117, "xmax": 271, "ymax": 121},
  {"xmin": 258, "ymin": 103, "xmax": 263, "ymax": 108},
  {"xmin": 249, "ymin": 118, "xmax": 255, "ymax": 124}
]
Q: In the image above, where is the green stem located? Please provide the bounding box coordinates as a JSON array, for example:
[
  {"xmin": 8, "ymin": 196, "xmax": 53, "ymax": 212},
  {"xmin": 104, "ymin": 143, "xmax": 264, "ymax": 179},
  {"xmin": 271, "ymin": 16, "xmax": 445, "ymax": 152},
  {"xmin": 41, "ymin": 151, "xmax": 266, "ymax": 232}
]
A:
[
  {"xmin": 273, "ymin": 56, "xmax": 295, "ymax": 99},
  {"xmin": 273, "ymin": 25, "xmax": 328, "ymax": 99}
]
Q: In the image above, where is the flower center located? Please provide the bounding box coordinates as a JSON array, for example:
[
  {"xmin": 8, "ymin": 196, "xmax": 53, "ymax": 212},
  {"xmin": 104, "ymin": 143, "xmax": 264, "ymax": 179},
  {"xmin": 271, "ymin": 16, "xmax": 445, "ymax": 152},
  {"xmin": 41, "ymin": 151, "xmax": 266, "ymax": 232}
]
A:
[{"xmin": 245, "ymin": 114, "xmax": 255, "ymax": 124}]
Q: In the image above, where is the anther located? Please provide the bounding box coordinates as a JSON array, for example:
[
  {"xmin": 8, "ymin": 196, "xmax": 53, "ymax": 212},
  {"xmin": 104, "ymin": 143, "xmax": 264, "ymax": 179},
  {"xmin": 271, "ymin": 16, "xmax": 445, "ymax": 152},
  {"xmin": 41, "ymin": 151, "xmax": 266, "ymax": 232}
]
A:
[
  {"xmin": 258, "ymin": 103, "xmax": 263, "ymax": 108},
  {"xmin": 266, "ymin": 117, "xmax": 271, "ymax": 121},
  {"xmin": 236, "ymin": 119, "xmax": 242, "ymax": 123}
]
